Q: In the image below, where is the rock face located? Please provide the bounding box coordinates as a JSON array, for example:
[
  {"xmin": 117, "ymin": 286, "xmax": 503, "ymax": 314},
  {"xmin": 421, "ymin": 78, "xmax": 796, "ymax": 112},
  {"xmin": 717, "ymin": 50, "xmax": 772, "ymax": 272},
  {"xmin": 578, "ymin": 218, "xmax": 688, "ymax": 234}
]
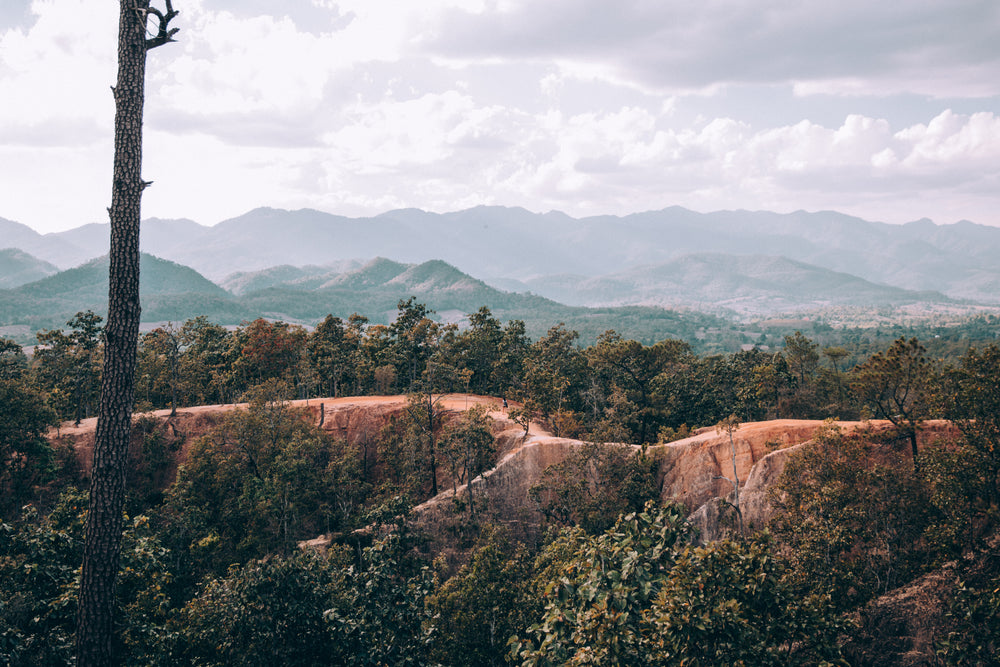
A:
[
  {"xmin": 677, "ymin": 419, "xmax": 959, "ymax": 542},
  {"xmin": 50, "ymin": 397, "xmax": 975, "ymax": 665},
  {"xmin": 53, "ymin": 396, "xmax": 958, "ymax": 547},
  {"xmin": 54, "ymin": 394, "xmax": 520, "ymax": 496},
  {"xmin": 416, "ymin": 419, "xmax": 846, "ymax": 544},
  {"xmin": 416, "ymin": 417, "xmax": 961, "ymax": 546},
  {"xmin": 652, "ymin": 419, "xmax": 840, "ymax": 511}
]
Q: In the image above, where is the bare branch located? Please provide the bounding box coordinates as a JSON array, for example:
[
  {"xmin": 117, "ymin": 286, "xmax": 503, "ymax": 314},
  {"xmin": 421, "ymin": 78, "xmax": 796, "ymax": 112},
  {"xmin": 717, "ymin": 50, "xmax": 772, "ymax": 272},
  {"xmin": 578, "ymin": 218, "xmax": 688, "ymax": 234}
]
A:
[{"xmin": 144, "ymin": 0, "xmax": 180, "ymax": 50}]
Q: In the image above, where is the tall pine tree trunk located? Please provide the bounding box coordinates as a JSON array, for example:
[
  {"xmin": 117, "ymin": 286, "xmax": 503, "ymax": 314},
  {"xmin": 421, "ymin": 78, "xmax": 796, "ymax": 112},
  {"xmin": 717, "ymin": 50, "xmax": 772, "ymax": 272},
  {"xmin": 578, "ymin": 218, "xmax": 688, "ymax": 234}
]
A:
[{"xmin": 76, "ymin": 3, "xmax": 176, "ymax": 664}]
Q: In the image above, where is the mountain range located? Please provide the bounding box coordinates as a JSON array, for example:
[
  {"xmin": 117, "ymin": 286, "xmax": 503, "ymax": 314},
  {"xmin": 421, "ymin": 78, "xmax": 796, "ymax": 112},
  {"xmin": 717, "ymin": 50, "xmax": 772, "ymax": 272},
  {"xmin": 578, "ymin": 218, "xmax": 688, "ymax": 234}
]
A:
[
  {"xmin": 2, "ymin": 205, "xmax": 999, "ymax": 343},
  {"xmin": 0, "ymin": 253, "xmax": 729, "ymax": 347},
  {"xmin": 4, "ymin": 206, "xmax": 1000, "ymax": 305}
]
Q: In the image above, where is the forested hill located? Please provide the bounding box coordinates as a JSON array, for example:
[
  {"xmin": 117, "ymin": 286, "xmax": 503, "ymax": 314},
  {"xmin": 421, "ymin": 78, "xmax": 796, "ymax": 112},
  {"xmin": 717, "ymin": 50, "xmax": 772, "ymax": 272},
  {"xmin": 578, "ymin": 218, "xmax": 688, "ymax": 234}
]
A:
[
  {"xmin": 4, "ymin": 319, "xmax": 998, "ymax": 664},
  {"xmin": 0, "ymin": 248, "xmax": 59, "ymax": 289},
  {"xmin": 6, "ymin": 206, "xmax": 1000, "ymax": 304},
  {"xmin": 0, "ymin": 253, "xmax": 728, "ymax": 347}
]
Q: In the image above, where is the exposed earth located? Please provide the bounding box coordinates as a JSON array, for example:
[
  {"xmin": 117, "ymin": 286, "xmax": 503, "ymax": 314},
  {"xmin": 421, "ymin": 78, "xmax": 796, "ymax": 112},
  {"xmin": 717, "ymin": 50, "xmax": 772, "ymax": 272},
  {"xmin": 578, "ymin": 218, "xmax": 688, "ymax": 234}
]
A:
[{"xmin": 53, "ymin": 395, "xmax": 968, "ymax": 665}]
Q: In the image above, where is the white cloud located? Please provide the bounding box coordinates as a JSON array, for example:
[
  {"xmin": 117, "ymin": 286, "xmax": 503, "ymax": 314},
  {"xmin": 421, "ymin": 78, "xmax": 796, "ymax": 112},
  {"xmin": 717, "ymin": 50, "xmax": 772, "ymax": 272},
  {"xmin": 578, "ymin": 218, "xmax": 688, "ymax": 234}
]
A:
[
  {"xmin": 427, "ymin": 0, "xmax": 1000, "ymax": 98},
  {"xmin": 0, "ymin": 0, "xmax": 116, "ymax": 134},
  {"xmin": 1, "ymin": 1, "xmax": 999, "ymax": 233}
]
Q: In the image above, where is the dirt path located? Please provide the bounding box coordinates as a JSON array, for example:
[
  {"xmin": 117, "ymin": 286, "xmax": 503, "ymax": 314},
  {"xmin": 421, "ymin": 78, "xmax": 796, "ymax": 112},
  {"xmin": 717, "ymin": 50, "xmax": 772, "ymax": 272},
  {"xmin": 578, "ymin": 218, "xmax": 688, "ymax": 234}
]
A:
[{"xmin": 51, "ymin": 392, "xmax": 552, "ymax": 444}]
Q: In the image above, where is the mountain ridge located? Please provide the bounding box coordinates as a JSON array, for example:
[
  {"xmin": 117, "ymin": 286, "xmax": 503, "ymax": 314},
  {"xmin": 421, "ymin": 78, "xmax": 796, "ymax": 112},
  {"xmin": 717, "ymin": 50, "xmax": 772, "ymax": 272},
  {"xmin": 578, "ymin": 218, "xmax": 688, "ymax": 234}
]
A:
[
  {"xmin": 0, "ymin": 253, "xmax": 730, "ymax": 347},
  {"xmin": 4, "ymin": 205, "xmax": 1000, "ymax": 310}
]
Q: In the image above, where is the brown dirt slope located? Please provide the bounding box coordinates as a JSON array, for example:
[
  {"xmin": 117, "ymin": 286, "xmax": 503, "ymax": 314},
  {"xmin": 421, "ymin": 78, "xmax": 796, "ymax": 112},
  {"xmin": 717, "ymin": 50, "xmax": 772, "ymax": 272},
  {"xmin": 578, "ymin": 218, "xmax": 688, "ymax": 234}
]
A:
[
  {"xmin": 52, "ymin": 394, "xmax": 537, "ymax": 488},
  {"xmin": 52, "ymin": 398, "xmax": 971, "ymax": 665}
]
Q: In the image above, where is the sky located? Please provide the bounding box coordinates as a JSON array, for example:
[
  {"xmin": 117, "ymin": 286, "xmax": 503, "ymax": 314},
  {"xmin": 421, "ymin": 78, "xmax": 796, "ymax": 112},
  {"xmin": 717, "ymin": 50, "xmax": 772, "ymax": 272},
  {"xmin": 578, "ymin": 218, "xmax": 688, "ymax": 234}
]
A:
[{"xmin": 1, "ymin": 0, "xmax": 999, "ymax": 234}]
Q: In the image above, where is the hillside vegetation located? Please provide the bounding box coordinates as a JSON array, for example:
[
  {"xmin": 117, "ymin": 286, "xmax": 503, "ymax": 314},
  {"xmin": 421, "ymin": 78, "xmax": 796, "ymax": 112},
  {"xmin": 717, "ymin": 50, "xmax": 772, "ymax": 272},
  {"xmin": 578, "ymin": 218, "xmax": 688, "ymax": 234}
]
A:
[
  {"xmin": 6, "ymin": 205, "xmax": 1000, "ymax": 304},
  {"xmin": 2, "ymin": 301, "xmax": 998, "ymax": 664}
]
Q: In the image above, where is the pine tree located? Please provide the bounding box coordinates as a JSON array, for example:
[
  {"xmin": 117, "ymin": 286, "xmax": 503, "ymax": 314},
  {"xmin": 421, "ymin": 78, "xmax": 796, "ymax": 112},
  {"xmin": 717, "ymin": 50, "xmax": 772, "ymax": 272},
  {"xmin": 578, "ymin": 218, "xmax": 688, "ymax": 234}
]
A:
[{"xmin": 76, "ymin": 3, "xmax": 178, "ymax": 664}]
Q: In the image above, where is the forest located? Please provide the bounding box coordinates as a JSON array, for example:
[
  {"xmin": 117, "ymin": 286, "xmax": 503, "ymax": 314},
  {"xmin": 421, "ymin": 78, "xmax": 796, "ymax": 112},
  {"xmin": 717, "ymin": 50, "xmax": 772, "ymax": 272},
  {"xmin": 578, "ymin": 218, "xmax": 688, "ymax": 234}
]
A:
[{"xmin": 2, "ymin": 299, "xmax": 999, "ymax": 665}]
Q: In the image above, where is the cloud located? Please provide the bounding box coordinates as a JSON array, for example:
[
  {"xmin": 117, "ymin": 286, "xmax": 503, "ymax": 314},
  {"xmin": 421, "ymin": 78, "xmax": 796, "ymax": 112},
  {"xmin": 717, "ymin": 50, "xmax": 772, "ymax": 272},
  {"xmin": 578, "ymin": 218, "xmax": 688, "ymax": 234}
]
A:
[
  {"xmin": 2, "ymin": 1, "xmax": 999, "ymax": 233},
  {"xmin": 300, "ymin": 101, "xmax": 1000, "ymax": 226},
  {"xmin": 0, "ymin": 0, "xmax": 116, "ymax": 131},
  {"xmin": 426, "ymin": 0, "xmax": 1000, "ymax": 97}
]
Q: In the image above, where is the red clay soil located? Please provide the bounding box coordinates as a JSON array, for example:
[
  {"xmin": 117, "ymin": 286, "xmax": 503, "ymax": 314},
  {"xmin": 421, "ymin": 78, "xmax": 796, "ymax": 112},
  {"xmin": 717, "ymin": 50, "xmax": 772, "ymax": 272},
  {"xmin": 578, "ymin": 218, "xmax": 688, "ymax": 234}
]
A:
[
  {"xmin": 52, "ymin": 394, "xmax": 540, "ymax": 482},
  {"xmin": 53, "ymin": 396, "xmax": 957, "ymax": 524}
]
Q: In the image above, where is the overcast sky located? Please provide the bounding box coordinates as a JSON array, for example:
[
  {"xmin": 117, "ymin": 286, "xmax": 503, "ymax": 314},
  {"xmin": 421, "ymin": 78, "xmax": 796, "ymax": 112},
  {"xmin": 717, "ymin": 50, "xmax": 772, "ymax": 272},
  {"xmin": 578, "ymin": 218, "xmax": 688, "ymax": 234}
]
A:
[{"xmin": 2, "ymin": 0, "xmax": 999, "ymax": 233}]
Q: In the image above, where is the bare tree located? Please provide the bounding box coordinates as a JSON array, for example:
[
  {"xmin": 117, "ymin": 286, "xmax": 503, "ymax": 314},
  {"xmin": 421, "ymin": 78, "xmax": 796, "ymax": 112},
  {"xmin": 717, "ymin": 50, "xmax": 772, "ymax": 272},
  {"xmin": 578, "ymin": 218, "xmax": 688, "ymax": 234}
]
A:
[
  {"xmin": 714, "ymin": 414, "xmax": 744, "ymax": 536},
  {"xmin": 76, "ymin": 2, "xmax": 178, "ymax": 664}
]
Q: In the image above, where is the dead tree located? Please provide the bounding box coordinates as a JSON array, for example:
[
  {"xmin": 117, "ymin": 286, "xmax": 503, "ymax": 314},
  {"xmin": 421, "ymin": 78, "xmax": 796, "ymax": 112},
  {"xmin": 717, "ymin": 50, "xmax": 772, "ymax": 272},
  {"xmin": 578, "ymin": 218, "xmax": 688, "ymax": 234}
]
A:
[
  {"xmin": 75, "ymin": 2, "xmax": 178, "ymax": 664},
  {"xmin": 713, "ymin": 414, "xmax": 744, "ymax": 536}
]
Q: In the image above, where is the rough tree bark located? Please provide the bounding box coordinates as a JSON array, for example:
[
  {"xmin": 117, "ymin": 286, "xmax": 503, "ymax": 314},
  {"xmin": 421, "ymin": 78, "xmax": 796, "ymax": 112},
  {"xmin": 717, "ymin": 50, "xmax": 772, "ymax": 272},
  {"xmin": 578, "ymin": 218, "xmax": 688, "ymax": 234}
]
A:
[{"xmin": 75, "ymin": 2, "xmax": 177, "ymax": 665}]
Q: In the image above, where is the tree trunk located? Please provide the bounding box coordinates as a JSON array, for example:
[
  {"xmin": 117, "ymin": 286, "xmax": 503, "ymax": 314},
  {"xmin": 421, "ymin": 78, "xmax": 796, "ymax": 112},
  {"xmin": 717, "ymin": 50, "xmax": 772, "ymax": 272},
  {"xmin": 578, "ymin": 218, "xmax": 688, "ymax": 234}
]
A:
[
  {"xmin": 427, "ymin": 393, "xmax": 438, "ymax": 496},
  {"xmin": 76, "ymin": 2, "xmax": 176, "ymax": 664}
]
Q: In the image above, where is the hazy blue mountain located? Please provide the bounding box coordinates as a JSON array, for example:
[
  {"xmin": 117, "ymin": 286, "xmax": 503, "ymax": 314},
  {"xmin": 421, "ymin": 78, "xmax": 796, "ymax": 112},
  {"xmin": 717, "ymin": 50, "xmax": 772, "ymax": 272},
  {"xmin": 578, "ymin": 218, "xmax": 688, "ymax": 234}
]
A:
[
  {"xmin": 513, "ymin": 254, "xmax": 957, "ymax": 315},
  {"xmin": 221, "ymin": 260, "xmax": 362, "ymax": 295},
  {"xmin": 0, "ymin": 248, "xmax": 60, "ymax": 289},
  {"xmin": 0, "ymin": 253, "xmax": 239, "ymax": 331},
  {"xmin": 6, "ymin": 206, "xmax": 1000, "ymax": 304},
  {"xmin": 0, "ymin": 217, "xmax": 45, "ymax": 252},
  {"xmin": 49, "ymin": 222, "xmax": 108, "ymax": 260},
  {"xmin": 49, "ymin": 217, "xmax": 211, "ymax": 263},
  {"xmin": 221, "ymin": 265, "xmax": 314, "ymax": 295},
  {"xmin": 1, "ymin": 216, "xmax": 89, "ymax": 268},
  {"xmin": 140, "ymin": 208, "xmax": 406, "ymax": 280},
  {"xmin": 144, "ymin": 206, "xmax": 1000, "ymax": 302},
  {"xmin": 318, "ymin": 257, "xmax": 412, "ymax": 290}
]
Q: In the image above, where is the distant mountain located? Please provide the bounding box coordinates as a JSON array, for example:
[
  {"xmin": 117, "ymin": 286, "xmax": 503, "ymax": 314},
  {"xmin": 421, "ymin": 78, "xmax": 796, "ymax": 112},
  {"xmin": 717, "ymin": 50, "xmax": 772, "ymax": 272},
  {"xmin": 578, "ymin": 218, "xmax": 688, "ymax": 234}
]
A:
[
  {"xmin": 6, "ymin": 205, "xmax": 1000, "ymax": 307},
  {"xmin": 51, "ymin": 217, "xmax": 213, "ymax": 264},
  {"xmin": 0, "ymin": 216, "xmax": 89, "ymax": 268},
  {"xmin": 141, "ymin": 206, "xmax": 1000, "ymax": 304},
  {"xmin": 0, "ymin": 253, "xmax": 240, "ymax": 331},
  {"xmin": 221, "ymin": 260, "xmax": 361, "ymax": 295},
  {"xmin": 511, "ymin": 254, "xmax": 957, "ymax": 316},
  {"xmin": 0, "ymin": 249, "xmax": 59, "ymax": 289},
  {"xmin": 0, "ymin": 254, "xmax": 727, "ymax": 347},
  {"xmin": 234, "ymin": 257, "xmax": 559, "ymax": 326}
]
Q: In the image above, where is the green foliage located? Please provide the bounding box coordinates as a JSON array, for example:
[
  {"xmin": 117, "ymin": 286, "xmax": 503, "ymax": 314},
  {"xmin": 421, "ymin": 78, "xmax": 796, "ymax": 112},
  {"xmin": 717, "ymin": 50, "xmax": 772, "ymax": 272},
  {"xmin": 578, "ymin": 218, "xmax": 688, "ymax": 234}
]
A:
[
  {"xmin": 769, "ymin": 423, "xmax": 941, "ymax": 610},
  {"xmin": 160, "ymin": 550, "xmax": 348, "ymax": 667},
  {"xmin": 529, "ymin": 442, "xmax": 660, "ymax": 534},
  {"xmin": 6, "ymin": 306, "xmax": 1000, "ymax": 664},
  {"xmin": 308, "ymin": 314, "xmax": 363, "ymax": 398},
  {"xmin": 645, "ymin": 534, "xmax": 847, "ymax": 666},
  {"xmin": 0, "ymin": 339, "xmax": 57, "ymax": 516},
  {"xmin": 325, "ymin": 529, "xmax": 436, "ymax": 667},
  {"xmin": 389, "ymin": 297, "xmax": 442, "ymax": 392},
  {"xmin": 938, "ymin": 343, "xmax": 1000, "ymax": 501},
  {"xmin": 0, "ymin": 491, "xmax": 86, "ymax": 665},
  {"xmin": 378, "ymin": 392, "xmax": 446, "ymax": 500},
  {"xmin": 586, "ymin": 332, "xmax": 691, "ymax": 444},
  {"xmin": 452, "ymin": 307, "xmax": 530, "ymax": 398},
  {"xmin": 0, "ymin": 377, "xmax": 58, "ymax": 518},
  {"xmin": 231, "ymin": 318, "xmax": 309, "ymax": 392},
  {"xmin": 165, "ymin": 381, "xmax": 366, "ymax": 574},
  {"xmin": 512, "ymin": 503, "xmax": 846, "ymax": 666},
  {"xmin": 0, "ymin": 338, "xmax": 28, "ymax": 381},
  {"xmin": 937, "ymin": 571, "xmax": 1000, "ymax": 666},
  {"xmin": 0, "ymin": 490, "xmax": 173, "ymax": 666},
  {"xmin": 919, "ymin": 441, "xmax": 997, "ymax": 555},
  {"xmin": 523, "ymin": 324, "xmax": 588, "ymax": 418},
  {"xmin": 177, "ymin": 315, "xmax": 233, "ymax": 405},
  {"xmin": 440, "ymin": 405, "xmax": 496, "ymax": 514},
  {"xmin": 31, "ymin": 310, "xmax": 103, "ymax": 424},
  {"xmin": 511, "ymin": 502, "xmax": 692, "ymax": 666},
  {"xmin": 851, "ymin": 336, "xmax": 933, "ymax": 467},
  {"xmin": 125, "ymin": 415, "xmax": 183, "ymax": 515},
  {"xmin": 427, "ymin": 526, "xmax": 537, "ymax": 667}
]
